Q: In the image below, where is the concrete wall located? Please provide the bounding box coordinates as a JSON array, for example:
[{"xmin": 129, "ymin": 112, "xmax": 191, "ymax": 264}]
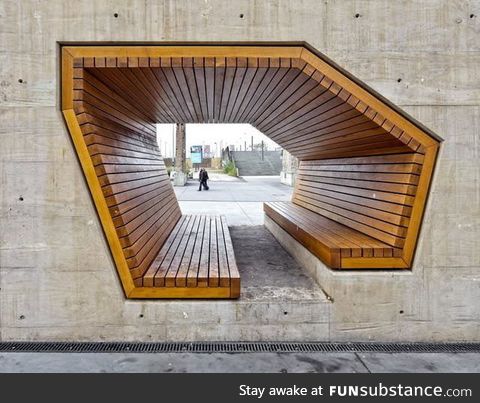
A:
[{"xmin": 1, "ymin": 0, "xmax": 479, "ymax": 341}]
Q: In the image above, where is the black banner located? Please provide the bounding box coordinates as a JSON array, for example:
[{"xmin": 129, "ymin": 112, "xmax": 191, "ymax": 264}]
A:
[{"xmin": 0, "ymin": 373, "xmax": 477, "ymax": 402}]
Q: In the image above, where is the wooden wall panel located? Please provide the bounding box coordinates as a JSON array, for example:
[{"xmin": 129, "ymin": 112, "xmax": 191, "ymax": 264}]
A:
[
  {"xmin": 292, "ymin": 153, "xmax": 424, "ymax": 249},
  {"xmin": 72, "ymin": 60, "xmax": 182, "ymax": 282}
]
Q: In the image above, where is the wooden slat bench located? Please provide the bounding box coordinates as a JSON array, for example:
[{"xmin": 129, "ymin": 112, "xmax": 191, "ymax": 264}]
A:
[
  {"xmin": 69, "ymin": 66, "xmax": 240, "ymax": 298},
  {"xmin": 265, "ymin": 153, "xmax": 425, "ymax": 269},
  {"xmin": 141, "ymin": 215, "xmax": 240, "ymax": 297}
]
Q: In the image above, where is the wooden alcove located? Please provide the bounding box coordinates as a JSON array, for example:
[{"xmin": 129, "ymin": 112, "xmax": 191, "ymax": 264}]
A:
[{"xmin": 61, "ymin": 42, "xmax": 442, "ymax": 299}]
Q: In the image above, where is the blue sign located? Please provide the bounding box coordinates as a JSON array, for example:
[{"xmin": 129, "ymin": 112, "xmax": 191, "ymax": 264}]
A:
[{"xmin": 190, "ymin": 145, "xmax": 202, "ymax": 164}]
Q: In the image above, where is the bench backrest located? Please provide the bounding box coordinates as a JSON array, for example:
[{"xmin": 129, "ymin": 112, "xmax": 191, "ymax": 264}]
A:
[
  {"xmin": 292, "ymin": 153, "xmax": 424, "ymax": 248},
  {"xmin": 73, "ymin": 68, "xmax": 182, "ymax": 281}
]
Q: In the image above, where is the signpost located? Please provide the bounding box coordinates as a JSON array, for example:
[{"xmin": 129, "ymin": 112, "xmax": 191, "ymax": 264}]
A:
[{"xmin": 190, "ymin": 145, "xmax": 203, "ymax": 169}]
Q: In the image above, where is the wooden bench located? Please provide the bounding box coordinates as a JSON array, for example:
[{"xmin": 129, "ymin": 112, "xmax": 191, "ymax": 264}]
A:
[
  {"xmin": 71, "ymin": 66, "xmax": 240, "ymax": 298},
  {"xmin": 265, "ymin": 153, "xmax": 425, "ymax": 269},
  {"xmin": 142, "ymin": 215, "xmax": 240, "ymax": 294}
]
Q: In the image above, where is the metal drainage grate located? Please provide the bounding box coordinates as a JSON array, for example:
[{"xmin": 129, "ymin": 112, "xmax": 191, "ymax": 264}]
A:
[{"xmin": 0, "ymin": 342, "xmax": 479, "ymax": 354}]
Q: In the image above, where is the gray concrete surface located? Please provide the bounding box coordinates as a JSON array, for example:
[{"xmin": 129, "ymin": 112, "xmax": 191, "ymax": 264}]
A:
[
  {"xmin": 1, "ymin": 0, "xmax": 479, "ymax": 342},
  {"xmin": 231, "ymin": 226, "xmax": 325, "ymax": 301},
  {"xmin": 174, "ymin": 175, "xmax": 292, "ymax": 202},
  {"xmin": 0, "ymin": 352, "xmax": 479, "ymax": 373},
  {"xmin": 265, "ymin": 215, "xmax": 480, "ymax": 342},
  {"xmin": 175, "ymin": 176, "xmax": 292, "ymax": 225}
]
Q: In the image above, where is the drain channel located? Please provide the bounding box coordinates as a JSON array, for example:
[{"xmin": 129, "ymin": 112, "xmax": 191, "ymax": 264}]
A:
[{"xmin": 0, "ymin": 342, "xmax": 478, "ymax": 354}]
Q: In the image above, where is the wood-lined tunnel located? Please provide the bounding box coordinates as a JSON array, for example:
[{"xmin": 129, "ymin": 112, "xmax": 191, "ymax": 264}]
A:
[{"xmin": 61, "ymin": 43, "xmax": 442, "ymax": 299}]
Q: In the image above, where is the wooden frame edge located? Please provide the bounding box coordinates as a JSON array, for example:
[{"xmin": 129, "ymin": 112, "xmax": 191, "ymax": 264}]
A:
[
  {"xmin": 340, "ymin": 257, "xmax": 409, "ymax": 269},
  {"xmin": 62, "ymin": 45, "xmax": 304, "ymax": 59},
  {"xmin": 401, "ymin": 144, "xmax": 440, "ymax": 267},
  {"xmin": 62, "ymin": 109, "xmax": 135, "ymax": 296},
  {"xmin": 300, "ymin": 48, "xmax": 438, "ymax": 149},
  {"xmin": 61, "ymin": 48, "xmax": 74, "ymax": 110},
  {"xmin": 128, "ymin": 286, "xmax": 233, "ymax": 299}
]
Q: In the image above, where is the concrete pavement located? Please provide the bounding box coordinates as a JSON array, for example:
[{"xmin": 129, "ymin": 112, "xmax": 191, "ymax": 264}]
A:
[
  {"xmin": 0, "ymin": 352, "xmax": 478, "ymax": 373},
  {"xmin": 174, "ymin": 175, "xmax": 292, "ymax": 225}
]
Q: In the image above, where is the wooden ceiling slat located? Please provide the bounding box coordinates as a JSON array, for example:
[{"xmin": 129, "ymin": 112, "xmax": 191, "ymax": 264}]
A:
[
  {"xmin": 225, "ymin": 58, "xmax": 248, "ymax": 122},
  {"xmin": 229, "ymin": 58, "xmax": 258, "ymax": 123},
  {"xmin": 205, "ymin": 57, "xmax": 215, "ymax": 122},
  {"xmin": 171, "ymin": 58, "xmax": 201, "ymax": 122},
  {"xmin": 219, "ymin": 58, "xmax": 237, "ymax": 123},
  {"xmin": 250, "ymin": 63, "xmax": 308, "ymax": 125},
  {"xmin": 242, "ymin": 61, "xmax": 292, "ymax": 123},
  {"xmin": 236, "ymin": 59, "xmax": 281, "ymax": 122},
  {"xmin": 256, "ymin": 69, "xmax": 321, "ymax": 131},
  {"xmin": 133, "ymin": 68, "xmax": 180, "ymax": 123},
  {"xmin": 193, "ymin": 57, "xmax": 209, "ymax": 122},
  {"xmin": 213, "ymin": 57, "xmax": 226, "ymax": 122},
  {"xmin": 231, "ymin": 58, "xmax": 268, "ymax": 122},
  {"xmin": 181, "ymin": 58, "xmax": 204, "ymax": 122},
  {"xmin": 154, "ymin": 60, "xmax": 192, "ymax": 122},
  {"xmin": 261, "ymin": 85, "xmax": 337, "ymax": 135},
  {"xmin": 88, "ymin": 68, "xmax": 168, "ymax": 123},
  {"xmin": 107, "ymin": 67, "xmax": 177, "ymax": 122},
  {"xmin": 276, "ymin": 115, "xmax": 379, "ymax": 153}
]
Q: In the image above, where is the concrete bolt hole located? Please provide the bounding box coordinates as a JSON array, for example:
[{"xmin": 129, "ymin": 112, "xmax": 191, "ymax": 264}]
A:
[
  {"xmin": 19, "ymin": 315, "xmax": 25, "ymax": 320},
  {"xmin": 139, "ymin": 314, "xmax": 144, "ymax": 318},
  {"xmin": 239, "ymin": 13, "xmax": 244, "ymax": 19},
  {"xmin": 397, "ymin": 78, "xmax": 402, "ymax": 83},
  {"xmin": 18, "ymin": 78, "xmax": 23, "ymax": 83},
  {"xmin": 470, "ymin": 14, "xmax": 476, "ymax": 19},
  {"xmin": 399, "ymin": 310, "xmax": 404, "ymax": 314},
  {"xmin": 114, "ymin": 13, "xmax": 119, "ymax": 18},
  {"xmin": 18, "ymin": 196, "xmax": 24, "ymax": 201},
  {"xmin": 354, "ymin": 13, "xmax": 361, "ymax": 18},
  {"xmin": 283, "ymin": 311, "xmax": 288, "ymax": 315}
]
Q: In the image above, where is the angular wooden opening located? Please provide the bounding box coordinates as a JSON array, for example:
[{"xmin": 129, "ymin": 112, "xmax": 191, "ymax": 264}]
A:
[{"xmin": 61, "ymin": 43, "xmax": 442, "ymax": 299}]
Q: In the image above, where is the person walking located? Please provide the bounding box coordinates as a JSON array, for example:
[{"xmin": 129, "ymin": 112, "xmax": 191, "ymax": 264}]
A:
[{"xmin": 198, "ymin": 168, "xmax": 209, "ymax": 191}]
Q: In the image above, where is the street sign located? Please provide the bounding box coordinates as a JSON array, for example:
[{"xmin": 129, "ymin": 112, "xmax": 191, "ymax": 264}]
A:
[{"xmin": 191, "ymin": 145, "xmax": 203, "ymax": 164}]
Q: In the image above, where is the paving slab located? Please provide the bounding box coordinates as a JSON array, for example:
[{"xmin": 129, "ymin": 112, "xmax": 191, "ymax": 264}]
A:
[
  {"xmin": 0, "ymin": 352, "xmax": 368, "ymax": 373},
  {"xmin": 174, "ymin": 176, "xmax": 292, "ymax": 202},
  {"xmin": 357, "ymin": 353, "xmax": 480, "ymax": 373}
]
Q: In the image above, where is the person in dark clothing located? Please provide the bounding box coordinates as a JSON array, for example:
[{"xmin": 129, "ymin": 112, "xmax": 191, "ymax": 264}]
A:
[{"xmin": 198, "ymin": 168, "xmax": 209, "ymax": 191}]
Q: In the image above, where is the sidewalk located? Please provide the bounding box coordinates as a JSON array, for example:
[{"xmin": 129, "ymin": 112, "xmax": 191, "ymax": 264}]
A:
[
  {"xmin": 174, "ymin": 175, "xmax": 293, "ymax": 225},
  {"xmin": 0, "ymin": 352, "xmax": 478, "ymax": 373}
]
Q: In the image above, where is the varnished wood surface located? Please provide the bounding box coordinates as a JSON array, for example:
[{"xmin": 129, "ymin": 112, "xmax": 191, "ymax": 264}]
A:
[
  {"xmin": 61, "ymin": 44, "xmax": 442, "ymax": 289},
  {"xmin": 142, "ymin": 215, "xmax": 240, "ymax": 297},
  {"xmin": 264, "ymin": 202, "xmax": 406, "ymax": 269},
  {"xmin": 293, "ymin": 153, "xmax": 424, "ymax": 249},
  {"xmin": 81, "ymin": 57, "xmax": 415, "ymax": 160}
]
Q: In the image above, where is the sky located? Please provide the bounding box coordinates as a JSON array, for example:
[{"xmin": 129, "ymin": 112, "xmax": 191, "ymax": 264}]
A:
[{"xmin": 156, "ymin": 123, "xmax": 280, "ymax": 158}]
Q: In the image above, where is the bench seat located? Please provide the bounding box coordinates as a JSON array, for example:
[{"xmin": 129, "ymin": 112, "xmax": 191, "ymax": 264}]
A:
[
  {"xmin": 264, "ymin": 202, "xmax": 405, "ymax": 269},
  {"xmin": 133, "ymin": 215, "xmax": 240, "ymax": 298}
]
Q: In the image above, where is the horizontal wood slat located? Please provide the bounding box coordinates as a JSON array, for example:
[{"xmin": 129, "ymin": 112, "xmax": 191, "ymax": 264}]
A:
[{"xmin": 292, "ymin": 154, "xmax": 424, "ymax": 248}]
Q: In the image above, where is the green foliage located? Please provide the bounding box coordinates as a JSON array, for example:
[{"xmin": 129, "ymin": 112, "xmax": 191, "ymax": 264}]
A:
[{"xmin": 223, "ymin": 160, "xmax": 237, "ymax": 176}]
